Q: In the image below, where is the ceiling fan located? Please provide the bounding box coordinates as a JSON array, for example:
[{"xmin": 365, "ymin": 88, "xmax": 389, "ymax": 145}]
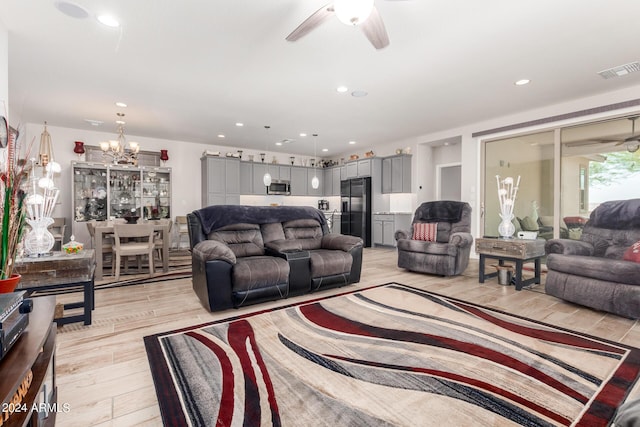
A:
[
  {"xmin": 566, "ymin": 116, "xmax": 640, "ymax": 152},
  {"xmin": 286, "ymin": 0, "xmax": 403, "ymax": 50}
]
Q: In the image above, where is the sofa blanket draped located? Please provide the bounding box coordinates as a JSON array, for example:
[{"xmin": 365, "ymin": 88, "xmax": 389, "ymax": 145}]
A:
[
  {"xmin": 195, "ymin": 205, "xmax": 327, "ymax": 234},
  {"xmin": 414, "ymin": 200, "xmax": 465, "ymax": 223}
]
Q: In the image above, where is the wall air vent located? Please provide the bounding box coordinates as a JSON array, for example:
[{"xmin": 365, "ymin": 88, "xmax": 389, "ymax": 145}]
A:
[{"xmin": 598, "ymin": 61, "xmax": 640, "ymax": 79}]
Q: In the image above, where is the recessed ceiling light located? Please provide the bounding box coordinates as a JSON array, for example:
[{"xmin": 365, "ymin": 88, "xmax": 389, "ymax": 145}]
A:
[
  {"xmin": 218, "ymin": 134, "xmax": 225, "ymax": 138},
  {"xmin": 351, "ymin": 90, "xmax": 368, "ymax": 97},
  {"xmin": 322, "ymin": 148, "xmax": 328, "ymax": 152},
  {"xmin": 84, "ymin": 119, "xmax": 103, "ymax": 126},
  {"xmin": 336, "ymin": 86, "xmax": 348, "ymax": 93},
  {"xmin": 275, "ymin": 142, "xmax": 283, "ymax": 146},
  {"xmin": 235, "ymin": 122, "xmax": 244, "ymax": 127},
  {"xmin": 115, "ymin": 101, "xmax": 127, "ymax": 108},
  {"xmin": 299, "ymin": 133, "xmax": 307, "ymax": 137},
  {"xmin": 349, "ymin": 140, "xmax": 357, "ymax": 145},
  {"xmin": 54, "ymin": 1, "xmax": 89, "ymax": 19},
  {"xmin": 515, "ymin": 79, "xmax": 530, "ymax": 86},
  {"xmin": 97, "ymin": 14, "xmax": 120, "ymax": 28},
  {"xmin": 115, "ymin": 120, "xmax": 125, "ymax": 125}
]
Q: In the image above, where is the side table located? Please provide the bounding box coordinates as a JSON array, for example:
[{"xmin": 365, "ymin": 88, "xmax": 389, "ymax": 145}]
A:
[
  {"xmin": 475, "ymin": 238, "xmax": 546, "ymax": 291},
  {"xmin": 14, "ymin": 250, "xmax": 96, "ymax": 325}
]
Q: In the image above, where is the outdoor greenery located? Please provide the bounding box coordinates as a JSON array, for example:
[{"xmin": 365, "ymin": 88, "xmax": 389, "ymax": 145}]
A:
[{"xmin": 589, "ymin": 151, "xmax": 639, "ymax": 187}]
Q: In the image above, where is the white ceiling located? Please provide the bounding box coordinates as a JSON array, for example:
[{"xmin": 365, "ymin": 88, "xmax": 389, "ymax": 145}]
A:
[{"xmin": 2, "ymin": 0, "xmax": 640, "ymax": 157}]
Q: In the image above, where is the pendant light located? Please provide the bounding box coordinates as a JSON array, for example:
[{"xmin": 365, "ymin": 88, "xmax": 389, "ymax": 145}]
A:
[
  {"xmin": 311, "ymin": 134, "xmax": 319, "ymax": 189},
  {"xmin": 263, "ymin": 125, "xmax": 272, "ymax": 187}
]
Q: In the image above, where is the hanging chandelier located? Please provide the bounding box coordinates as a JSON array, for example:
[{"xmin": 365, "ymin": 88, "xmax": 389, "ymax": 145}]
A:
[{"xmin": 100, "ymin": 113, "xmax": 140, "ymax": 165}]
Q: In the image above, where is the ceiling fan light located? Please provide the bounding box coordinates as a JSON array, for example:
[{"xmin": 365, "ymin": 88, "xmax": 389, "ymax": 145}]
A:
[{"xmin": 334, "ymin": 0, "xmax": 374, "ymax": 26}]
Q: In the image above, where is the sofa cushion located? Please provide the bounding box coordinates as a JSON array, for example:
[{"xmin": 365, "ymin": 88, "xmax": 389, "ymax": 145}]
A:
[
  {"xmin": 396, "ymin": 239, "xmax": 457, "ymax": 256},
  {"xmin": 547, "ymin": 254, "xmax": 640, "ymax": 285},
  {"xmin": 209, "ymin": 223, "xmax": 264, "ymax": 258},
  {"xmin": 605, "ymin": 246, "xmax": 627, "ymax": 259},
  {"xmin": 309, "ymin": 249, "xmax": 352, "ymax": 278},
  {"xmin": 623, "ymin": 240, "xmax": 640, "ymax": 263},
  {"xmin": 193, "ymin": 240, "xmax": 236, "ymax": 264},
  {"xmin": 283, "ymin": 219, "xmax": 323, "ymax": 239},
  {"xmin": 261, "ymin": 222, "xmax": 285, "ymax": 244},
  {"xmin": 265, "ymin": 239, "xmax": 303, "ymax": 252},
  {"xmin": 519, "ymin": 216, "xmax": 539, "ymax": 231},
  {"xmin": 233, "ymin": 256, "xmax": 289, "ymax": 292},
  {"xmin": 413, "ymin": 222, "xmax": 438, "ymax": 241}
]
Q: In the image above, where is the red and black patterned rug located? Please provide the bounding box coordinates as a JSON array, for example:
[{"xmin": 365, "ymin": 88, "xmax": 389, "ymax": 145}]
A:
[{"xmin": 144, "ymin": 283, "xmax": 640, "ymax": 426}]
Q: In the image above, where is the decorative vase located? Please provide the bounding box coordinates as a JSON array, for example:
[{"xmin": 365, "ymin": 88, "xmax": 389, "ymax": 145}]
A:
[
  {"xmin": 160, "ymin": 149, "xmax": 169, "ymax": 165},
  {"xmin": 498, "ymin": 213, "xmax": 515, "ymax": 239},
  {"xmin": 24, "ymin": 217, "xmax": 55, "ymax": 256},
  {"xmin": 0, "ymin": 274, "xmax": 21, "ymax": 293}
]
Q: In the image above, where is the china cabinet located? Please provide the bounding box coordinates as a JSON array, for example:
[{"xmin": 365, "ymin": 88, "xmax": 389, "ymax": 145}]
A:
[{"xmin": 71, "ymin": 162, "xmax": 172, "ymax": 245}]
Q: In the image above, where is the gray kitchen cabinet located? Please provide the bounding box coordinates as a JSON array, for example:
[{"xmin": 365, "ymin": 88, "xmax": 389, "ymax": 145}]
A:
[
  {"xmin": 340, "ymin": 165, "xmax": 347, "ymax": 181},
  {"xmin": 201, "ymin": 156, "xmax": 240, "ymax": 207},
  {"xmin": 373, "ymin": 213, "xmax": 412, "ymax": 247},
  {"xmin": 267, "ymin": 164, "xmax": 291, "ymax": 181},
  {"xmin": 345, "ymin": 159, "xmax": 372, "ymax": 178},
  {"xmin": 332, "ymin": 167, "xmax": 341, "ymax": 196},
  {"xmin": 240, "ymin": 161, "xmax": 253, "ymax": 194},
  {"xmin": 290, "ymin": 166, "xmax": 307, "ymax": 196},
  {"xmin": 252, "ymin": 163, "xmax": 268, "ymax": 195},
  {"xmin": 323, "ymin": 168, "xmax": 333, "ymax": 196},
  {"xmin": 357, "ymin": 159, "xmax": 371, "ymax": 177},
  {"xmin": 307, "ymin": 168, "xmax": 323, "ymax": 196},
  {"xmin": 382, "ymin": 154, "xmax": 412, "ymax": 193}
]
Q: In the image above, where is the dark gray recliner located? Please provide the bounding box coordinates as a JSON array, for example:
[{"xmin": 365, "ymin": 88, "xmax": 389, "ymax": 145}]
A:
[
  {"xmin": 545, "ymin": 198, "xmax": 640, "ymax": 319},
  {"xmin": 395, "ymin": 201, "xmax": 473, "ymax": 276}
]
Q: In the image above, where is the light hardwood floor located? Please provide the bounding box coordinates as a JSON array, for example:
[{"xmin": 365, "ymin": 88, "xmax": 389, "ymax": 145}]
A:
[{"xmin": 52, "ymin": 247, "xmax": 640, "ymax": 426}]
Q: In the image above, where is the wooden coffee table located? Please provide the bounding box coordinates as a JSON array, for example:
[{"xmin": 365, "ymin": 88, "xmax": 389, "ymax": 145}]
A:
[{"xmin": 475, "ymin": 238, "xmax": 546, "ymax": 291}]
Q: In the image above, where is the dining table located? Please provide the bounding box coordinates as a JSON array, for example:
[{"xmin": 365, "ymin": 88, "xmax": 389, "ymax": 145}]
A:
[{"xmin": 92, "ymin": 220, "xmax": 171, "ymax": 280}]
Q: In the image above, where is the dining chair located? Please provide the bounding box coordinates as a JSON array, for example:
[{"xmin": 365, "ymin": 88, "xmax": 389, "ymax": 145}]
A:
[
  {"xmin": 49, "ymin": 217, "xmax": 66, "ymax": 251},
  {"xmin": 111, "ymin": 223, "xmax": 155, "ymax": 280},
  {"xmin": 148, "ymin": 218, "xmax": 172, "ymax": 265},
  {"xmin": 86, "ymin": 220, "xmax": 113, "ymax": 261},
  {"xmin": 175, "ymin": 216, "xmax": 189, "ymax": 249}
]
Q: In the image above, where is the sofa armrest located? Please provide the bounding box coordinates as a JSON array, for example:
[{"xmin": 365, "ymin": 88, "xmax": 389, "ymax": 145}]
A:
[
  {"xmin": 265, "ymin": 239, "xmax": 303, "ymax": 253},
  {"xmin": 545, "ymin": 238, "xmax": 594, "ymax": 256},
  {"xmin": 395, "ymin": 229, "xmax": 411, "ymax": 241},
  {"xmin": 193, "ymin": 240, "xmax": 236, "ymax": 264},
  {"xmin": 449, "ymin": 232, "xmax": 473, "ymax": 248},
  {"xmin": 321, "ymin": 234, "xmax": 363, "ymax": 252}
]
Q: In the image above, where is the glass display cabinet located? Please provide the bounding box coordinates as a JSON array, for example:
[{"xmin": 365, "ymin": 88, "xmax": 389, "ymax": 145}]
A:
[
  {"xmin": 71, "ymin": 162, "xmax": 172, "ymax": 245},
  {"xmin": 142, "ymin": 168, "xmax": 171, "ymax": 219},
  {"xmin": 73, "ymin": 163, "xmax": 108, "ymax": 222}
]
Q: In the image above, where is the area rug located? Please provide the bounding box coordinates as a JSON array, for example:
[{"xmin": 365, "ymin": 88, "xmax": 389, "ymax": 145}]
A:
[{"xmin": 144, "ymin": 283, "xmax": 640, "ymax": 426}]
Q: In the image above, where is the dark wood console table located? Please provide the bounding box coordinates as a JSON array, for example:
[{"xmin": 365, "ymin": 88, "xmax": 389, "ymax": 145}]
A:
[{"xmin": 0, "ymin": 296, "xmax": 56, "ymax": 427}]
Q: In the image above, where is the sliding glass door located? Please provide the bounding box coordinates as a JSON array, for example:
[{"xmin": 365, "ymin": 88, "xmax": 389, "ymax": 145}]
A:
[{"xmin": 483, "ymin": 114, "xmax": 640, "ymax": 243}]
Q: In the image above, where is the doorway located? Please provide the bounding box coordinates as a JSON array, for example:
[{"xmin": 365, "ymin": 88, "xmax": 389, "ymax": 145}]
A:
[{"xmin": 436, "ymin": 163, "xmax": 462, "ymax": 200}]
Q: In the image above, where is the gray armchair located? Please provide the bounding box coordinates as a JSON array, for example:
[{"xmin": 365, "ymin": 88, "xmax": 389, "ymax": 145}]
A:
[
  {"xmin": 545, "ymin": 198, "xmax": 640, "ymax": 319},
  {"xmin": 395, "ymin": 201, "xmax": 473, "ymax": 276}
]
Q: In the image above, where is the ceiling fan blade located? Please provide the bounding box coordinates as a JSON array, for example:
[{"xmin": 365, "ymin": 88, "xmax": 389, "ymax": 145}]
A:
[
  {"xmin": 286, "ymin": 4, "xmax": 335, "ymax": 42},
  {"xmin": 360, "ymin": 6, "xmax": 389, "ymax": 49}
]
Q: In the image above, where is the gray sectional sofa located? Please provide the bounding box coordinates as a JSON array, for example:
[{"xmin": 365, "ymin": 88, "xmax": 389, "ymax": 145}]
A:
[{"xmin": 187, "ymin": 205, "xmax": 363, "ymax": 311}]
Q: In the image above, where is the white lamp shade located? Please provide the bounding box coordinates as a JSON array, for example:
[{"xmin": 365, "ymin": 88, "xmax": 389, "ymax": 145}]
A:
[
  {"xmin": 334, "ymin": 0, "xmax": 374, "ymax": 26},
  {"xmin": 311, "ymin": 175, "xmax": 319, "ymax": 189},
  {"xmin": 263, "ymin": 172, "xmax": 272, "ymax": 187}
]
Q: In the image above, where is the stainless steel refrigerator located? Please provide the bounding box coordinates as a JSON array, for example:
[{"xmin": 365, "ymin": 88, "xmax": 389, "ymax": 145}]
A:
[{"xmin": 341, "ymin": 177, "xmax": 372, "ymax": 247}]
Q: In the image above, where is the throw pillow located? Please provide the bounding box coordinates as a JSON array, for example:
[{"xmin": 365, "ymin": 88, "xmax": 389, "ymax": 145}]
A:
[
  {"xmin": 623, "ymin": 240, "xmax": 640, "ymax": 263},
  {"xmin": 519, "ymin": 216, "xmax": 539, "ymax": 231},
  {"xmin": 413, "ymin": 222, "xmax": 438, "ymax": 241}
]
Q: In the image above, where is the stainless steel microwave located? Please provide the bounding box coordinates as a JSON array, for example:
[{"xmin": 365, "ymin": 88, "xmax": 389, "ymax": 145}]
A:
[{"xmin": 267, "ymin": 180, "xmax": 291, "ymax": 195}]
